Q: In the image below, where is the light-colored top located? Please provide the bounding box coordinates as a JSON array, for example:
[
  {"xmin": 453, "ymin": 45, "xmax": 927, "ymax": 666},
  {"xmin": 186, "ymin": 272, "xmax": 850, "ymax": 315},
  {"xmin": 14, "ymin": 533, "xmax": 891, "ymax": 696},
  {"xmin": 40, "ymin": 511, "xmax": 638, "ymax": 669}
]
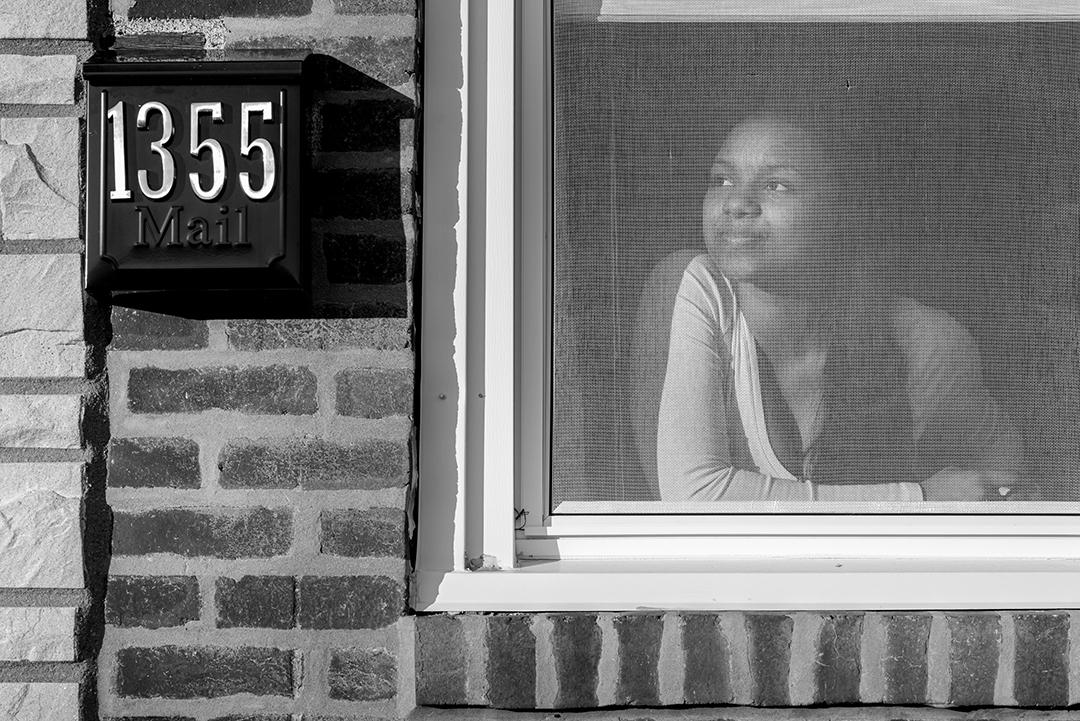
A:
[{"xmin": 657, "ymin": 255, "xmax": 1020, "ymax": 502}]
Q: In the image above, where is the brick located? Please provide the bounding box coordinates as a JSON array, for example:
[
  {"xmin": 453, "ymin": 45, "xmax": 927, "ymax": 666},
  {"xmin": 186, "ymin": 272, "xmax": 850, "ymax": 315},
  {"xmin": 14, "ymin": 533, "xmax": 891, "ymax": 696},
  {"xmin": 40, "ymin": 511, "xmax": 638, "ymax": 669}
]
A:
[
  {"xmin": 116, "ymin": 645, "xmax": 294, "ymax": 698},
  {"xmin": 0, "ymin": 118, "xmax": 79, "ymax": 203},
  {"xmin": 882, "ymin": 614, "xmax": 930, "ymax": 705},
  {"xmin": 324, "ymin": 233, "xmax": 407, "ymax": 284},
  {"xmin": 128, "ymin": 366, "xmax": 317, "ymax": 414},
  {"xmin": 130, "ymin": 0, "xmax": 311, "ymax": 18},
  {"xmin": 104, "ymin": 717, "xmax": 196, "ymax": 721},
  {"xmin": 815, "ymin": 614, "xmax": 862, "ymax": 704},
  {"xmin": 227, "ymin": 318, "xmax": 408, "ymax": 350},
  {"xmin": 219, "ymin": 437, "xmax": 408, "ymax": 489},
  {"xmin": 298, "ymin": 576, "xmax": 403, "ymax": 629},
  {"xmin": 947, "ymin": 613, "xmax": 1000, "ymax": 706},
  {"xmin": 682, "ymin": 614, "xmax": 731, "ymax": 705},
  {"xmin": 112, "ymin": 508, "xmax": 292, "ymax": 558},
  {"xmin": 0, "ymin": 683, "xmax": 79, "ymax": 719},
  {"xmin": 216, "ymin": 576, "xmax": 295, "ymax": 629},
  {"xmin": 335, "ymin": 368, "xmax": 412, "ymax": 418},
  {"xmin": 0, "ymin": 462, "xmax": 81, "ymax": 497},
  {"xmin": 313, "ymin": 169, "xmax": 402, "ymax": 219},
  {"xmin": 0, "ymin": 607, "xmax": 75, "ymax": 661},
  {"xmin": 210, "ymin": 716, "xmax": 291, "ymax": 721},
  {"xmin": 231, "ymin": 36, "xmax": 413, "ymax": 88},
  {"xmin": 328, "ymin": 647, "xmax": 396, "ymax": 700},
  {"xmin": 106, "ymin": 575, "xmax": 199, "ymax": 629},
  {"xmin": 110, "ymin": 308, "xmax": 209, "ymax": 350},
  {"xmin": 1014, "ymin": 612, "xmax": 1069, "ymax": 707},
  {"xmin": 614, "ymin": 614, "xmax": 662, "ymax": 706},
  {"xmin": 487, "ymin": 615, "xmax": 536, "ymax": 709},
  {"xmin": 746, "ymin": 614, "xmax": 793, "ymax": 706},
  {"xmin": 552, "ymin": 614, "xmax": 600, "ymax": 708},
  {"xmin": 108, "ymin": 437, "xmax": 200, "ymax": 489},
  {"xmin": 0, "ymin": 490, "xmax": 81, "ymax": 587},
  {"xmin": 0, "ymin": 55, "xmax": 75, "ymax": 102},
  {"xmin": 318, "ymin": 99, "xmax": 415, "ymax": 152},
  {"xmin": 0, "ymin": 395, "xmax": 80, "ymax": 448},
  {"xmin": 0, "ymin": 254, "xmax": 83, "ymax": 377},
  {"xmin": 415, "ymin": 614, "xmax": 466, "ymax": 706},
  {"xmin": 320, "ymin": 507, "xmax": 405, "ymax": 557},
  {"xmin": 0, "ymin": 143, "xmax": 78, "ymax": 239},
  {"xmin": 332, "ymin": 0, "xmax": 413, "ymax": 13}
]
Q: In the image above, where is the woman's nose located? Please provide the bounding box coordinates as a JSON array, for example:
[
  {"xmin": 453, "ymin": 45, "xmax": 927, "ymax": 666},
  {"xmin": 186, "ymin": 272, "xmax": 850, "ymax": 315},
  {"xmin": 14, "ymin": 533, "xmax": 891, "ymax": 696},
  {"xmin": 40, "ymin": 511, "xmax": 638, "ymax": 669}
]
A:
[{"xmin": 723, "ymin": 193, "xmax": 762, "ymax": 219}]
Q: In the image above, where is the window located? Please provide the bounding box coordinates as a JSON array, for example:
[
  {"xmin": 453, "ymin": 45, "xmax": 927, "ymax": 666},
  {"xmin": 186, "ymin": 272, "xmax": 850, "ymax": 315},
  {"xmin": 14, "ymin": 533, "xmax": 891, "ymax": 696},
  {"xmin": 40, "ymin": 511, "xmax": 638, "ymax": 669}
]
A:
[{"xmin": 415, "ymin": 0, "xmax": 1080, "ymax": 612}]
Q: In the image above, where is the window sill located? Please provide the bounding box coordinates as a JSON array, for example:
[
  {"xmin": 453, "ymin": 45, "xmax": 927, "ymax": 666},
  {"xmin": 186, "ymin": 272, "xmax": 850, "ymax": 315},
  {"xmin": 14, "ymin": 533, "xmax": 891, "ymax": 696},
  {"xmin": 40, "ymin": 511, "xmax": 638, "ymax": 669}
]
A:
[{"xmin": 412, "ymin": 557, "xmax": 1080, "ymax": 612}]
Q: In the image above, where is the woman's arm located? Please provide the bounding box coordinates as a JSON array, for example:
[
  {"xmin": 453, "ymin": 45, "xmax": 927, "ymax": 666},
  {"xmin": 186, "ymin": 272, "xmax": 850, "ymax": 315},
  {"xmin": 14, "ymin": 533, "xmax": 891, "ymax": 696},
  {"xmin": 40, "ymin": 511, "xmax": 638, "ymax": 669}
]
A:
[{"xmin": 657, "ymin": 261, "xmax": 812, "ymax": 501}]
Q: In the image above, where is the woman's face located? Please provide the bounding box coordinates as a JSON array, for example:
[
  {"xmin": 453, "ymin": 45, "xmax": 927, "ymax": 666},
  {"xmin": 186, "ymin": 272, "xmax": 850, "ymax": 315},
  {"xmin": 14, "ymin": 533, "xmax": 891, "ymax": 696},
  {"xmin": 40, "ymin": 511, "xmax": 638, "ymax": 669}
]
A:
[{"xmin": 702, "ymin": 117, "xmax": 840, "ymax": 291}]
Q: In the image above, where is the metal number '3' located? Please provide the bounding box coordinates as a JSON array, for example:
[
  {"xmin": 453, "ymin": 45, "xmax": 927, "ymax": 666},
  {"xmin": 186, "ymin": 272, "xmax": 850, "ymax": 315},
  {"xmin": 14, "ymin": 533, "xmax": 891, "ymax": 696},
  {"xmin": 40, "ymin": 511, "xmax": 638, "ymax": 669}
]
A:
[
  {"xmin": 135, "ymin": 101, "xmax": 176, "ymax": 200},
  {"xmin": 189, "ymin": 102, "xmax": 226, "ymax": 201},
  {"xmin": 239, "ymin": 102, "xmax": 276, "ymax": 201}
]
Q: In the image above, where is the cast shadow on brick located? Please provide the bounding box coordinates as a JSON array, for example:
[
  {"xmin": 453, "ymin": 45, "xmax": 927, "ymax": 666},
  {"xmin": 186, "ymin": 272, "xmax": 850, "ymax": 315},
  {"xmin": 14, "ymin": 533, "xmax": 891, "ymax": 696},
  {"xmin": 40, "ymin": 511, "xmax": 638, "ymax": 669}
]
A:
[{"xmin": 108, "ymin": 57, "xmax": 414, "ymax": 321}]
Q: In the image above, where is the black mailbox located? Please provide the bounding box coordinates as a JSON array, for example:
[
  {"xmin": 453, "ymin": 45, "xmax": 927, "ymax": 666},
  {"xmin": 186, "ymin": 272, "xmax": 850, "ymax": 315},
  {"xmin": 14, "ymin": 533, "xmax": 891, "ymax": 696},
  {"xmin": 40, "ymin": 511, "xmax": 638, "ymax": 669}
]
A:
[{"xmin": 84, "ymin": 55, "xmax": 306, "ymax": 300}]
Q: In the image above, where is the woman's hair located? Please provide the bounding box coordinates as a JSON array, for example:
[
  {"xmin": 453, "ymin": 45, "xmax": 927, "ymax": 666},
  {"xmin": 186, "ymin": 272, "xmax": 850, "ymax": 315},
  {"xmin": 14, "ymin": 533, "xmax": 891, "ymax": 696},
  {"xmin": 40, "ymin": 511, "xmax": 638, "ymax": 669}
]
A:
[{"xmin": 751, "ymin": 107, "xmax": 916, "ymax": 485}]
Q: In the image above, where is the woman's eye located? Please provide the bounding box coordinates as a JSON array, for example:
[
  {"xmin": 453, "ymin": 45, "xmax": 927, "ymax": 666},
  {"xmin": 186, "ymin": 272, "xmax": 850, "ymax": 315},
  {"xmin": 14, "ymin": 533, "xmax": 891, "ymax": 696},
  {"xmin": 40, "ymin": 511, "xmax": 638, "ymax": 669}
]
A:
[
  {"xmin": 711, "ymin": 175, "xmax": 733, "ymax": 188},
  {"xmin": 765, "ymin": 180, "xmax": 790, "ymax": 192}
]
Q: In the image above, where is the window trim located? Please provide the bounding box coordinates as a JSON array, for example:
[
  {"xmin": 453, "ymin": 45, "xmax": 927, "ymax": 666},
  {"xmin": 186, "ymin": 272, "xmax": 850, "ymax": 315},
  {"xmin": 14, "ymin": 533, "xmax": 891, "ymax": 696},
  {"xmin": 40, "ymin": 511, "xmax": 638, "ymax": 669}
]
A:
[{"xmin": 414, "ymin": 0, "xmax": 1080, "ymax": 613}]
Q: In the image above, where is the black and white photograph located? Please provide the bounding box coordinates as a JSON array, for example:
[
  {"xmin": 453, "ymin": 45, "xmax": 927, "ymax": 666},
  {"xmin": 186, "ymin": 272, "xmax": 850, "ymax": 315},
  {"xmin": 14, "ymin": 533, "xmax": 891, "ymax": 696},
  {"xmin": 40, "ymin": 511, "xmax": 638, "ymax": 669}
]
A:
[{"xmin": 552, "ymin": 17, "xmax": 1080, "ymax": 511}]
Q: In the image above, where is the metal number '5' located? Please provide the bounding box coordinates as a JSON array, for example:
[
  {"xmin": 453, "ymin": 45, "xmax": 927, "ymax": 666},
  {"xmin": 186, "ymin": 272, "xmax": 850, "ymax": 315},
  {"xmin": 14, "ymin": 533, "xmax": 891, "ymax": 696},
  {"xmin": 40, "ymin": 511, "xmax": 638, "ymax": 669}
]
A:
[{"xmin": 106, "ymin": 100, "xmax": 278, "ymax": 202}]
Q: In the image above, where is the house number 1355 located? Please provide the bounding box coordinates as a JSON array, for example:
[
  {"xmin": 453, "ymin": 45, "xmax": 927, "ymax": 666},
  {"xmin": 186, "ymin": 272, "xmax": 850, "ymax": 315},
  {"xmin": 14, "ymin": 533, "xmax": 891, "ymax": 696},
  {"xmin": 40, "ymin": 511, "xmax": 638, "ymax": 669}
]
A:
[{"xmin": 107, "ymin": 100, "xmax": 277, "ymax": 202}]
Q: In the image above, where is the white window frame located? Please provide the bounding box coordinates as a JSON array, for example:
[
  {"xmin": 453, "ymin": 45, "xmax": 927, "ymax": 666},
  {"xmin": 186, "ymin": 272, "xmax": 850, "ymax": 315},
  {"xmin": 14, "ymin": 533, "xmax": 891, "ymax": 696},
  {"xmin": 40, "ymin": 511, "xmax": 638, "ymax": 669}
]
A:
[{"xmin": 415, "ymin": 0, "xmax": 1080, "ymax": 612}]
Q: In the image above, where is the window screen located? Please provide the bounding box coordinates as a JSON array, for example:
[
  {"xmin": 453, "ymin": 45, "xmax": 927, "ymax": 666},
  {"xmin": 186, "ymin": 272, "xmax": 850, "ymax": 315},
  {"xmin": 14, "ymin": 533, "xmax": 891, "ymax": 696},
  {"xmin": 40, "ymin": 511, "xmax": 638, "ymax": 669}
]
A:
[{"xmin": 550, "ymin": 11, "xmax": 1080, "ymax": 513}]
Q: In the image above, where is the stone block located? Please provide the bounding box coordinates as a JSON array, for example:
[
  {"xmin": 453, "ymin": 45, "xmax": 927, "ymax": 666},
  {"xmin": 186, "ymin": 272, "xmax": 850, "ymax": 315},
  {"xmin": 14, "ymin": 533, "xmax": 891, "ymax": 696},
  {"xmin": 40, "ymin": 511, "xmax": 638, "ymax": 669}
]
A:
[
  {"xmin": 614, "ymin": 613, "xmax": 663, "ymax": 706},
  {"xmin": 298, "ymin": 575, "xmax": 403, "ymax": 629},
  {"xmin": 335, "ymin": 368, "xmax": 412, "ymax": 418},
  {"xmin": 0, "ymin": 462, "xmax": 81, "ymax": 497},
  {"xmin": 0, "ymin": 490, "xmax": 82, "ymax": 587},
  {"xmin": 130, "ymin": 0, "xmax": 312, "ymax": 18},
  {"xmin": 0, "ymin": 55, "xmax": 75, "ymax": 102},
  {"xmin": 332, "ymin": 0, "xmax": 413, "ymax": 13},
  {"xmin": 226, "ymin": 318, "xmax": 409, "ymax": 350},
  {"xmin": 551, "ymin": 614, "xmax": 600, "ymax": 708},
  {"xmin": 328, "ymin": 647, "xmax": 397, "ymax": 700},
  {"xmin": 324, "ymin": 233, "xmax": 407, "ymax": 285},
  {"xmin": 882, "ymin": 613, "xmax": 930, "ymax": 705},
  {"xmin": 0, "ymin": 143, "xmax": 78, "ymax": 240},
  {"xmin": 127, "ymin": 366, "xmax": 318, "ymax": 415},
  {"xmin": 0, "ymin": 607, "xmax": 75, "ymax": 661},
  {"xmin": 110, "ymin": 307, "xmax": 209, "ymax": 350},
  {"xmin": 108, "ymin": 437, "xmax": 200, "ymax": 489},
  {"xmin": 106, "ymin": 576, "xmax": 199, "ymax": 629},
  {"xmin": 216, "ymin": 576, "xmax": 295, "ymax": 629},
  {"xmin": 947, "ymin": 613, "xmax": 1000, "ymax": 706},
  {"xmin": 0, "ymin": 118, "xmax": 79, "ymax": 203},
  {"xmin": 746, "ymin": 613, "xmax": 793, "ymax": 706},
  {"xmin": 218, "ymin": 437, "xmax": 408, "ymax": 489},
  {"xmin": 0, "ymin": 254, "xmax": 83, "ymax": 378},
  {"xmin": 320, "ymin": 507, "xmax": 405, "ymax": 558},
  {"xmin": 0, "ymin": 395, "xmax": 80, "ymax": 448},
  {"xmin": 1014, "ymin": 612, "xmax": 1069, "ymax": 707},
  {"xmin": 112, "ymin": 508, "xmax": 292, "ymax": 558},
  {"xmin": 487, "ymin": 615, "xmax": 536, "ymax": 709},
  {"xmin": 0, "ymin": 683, "xmax": 79, "ymax": 720},
  {"xmin": 681, "ymin": 613, "xmax": 731, "ymax": 705},
  {"xmin": 116, "ymin": 645, "xmax": 295, "ymax": 698},
  {"xmin": 415, "ymin": 614, "xmax": 466, "ymax": 706},
  {"xmin": 313, "ymin": 168, "xmax": 402, "ymax": 219}
]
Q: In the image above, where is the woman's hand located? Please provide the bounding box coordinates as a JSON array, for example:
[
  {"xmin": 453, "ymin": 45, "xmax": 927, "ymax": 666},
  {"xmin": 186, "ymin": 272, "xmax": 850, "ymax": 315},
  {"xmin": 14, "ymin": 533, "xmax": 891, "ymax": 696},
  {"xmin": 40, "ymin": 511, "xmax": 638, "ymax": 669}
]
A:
[{"xmin": 920, "ymin": 469, "xmax": 1022, "ymax": 502}]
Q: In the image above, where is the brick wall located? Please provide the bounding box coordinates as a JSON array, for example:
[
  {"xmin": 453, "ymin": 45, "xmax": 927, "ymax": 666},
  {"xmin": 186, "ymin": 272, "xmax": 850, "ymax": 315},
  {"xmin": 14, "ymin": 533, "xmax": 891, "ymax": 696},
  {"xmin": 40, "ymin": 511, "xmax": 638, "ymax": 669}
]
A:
[
  {"xmin": 98, "ymin": 0, "xmax": 417, "ymax": 717},
  {"xmin": 0, "ymin": 0, "xmax": 97, "ymax": 718}
]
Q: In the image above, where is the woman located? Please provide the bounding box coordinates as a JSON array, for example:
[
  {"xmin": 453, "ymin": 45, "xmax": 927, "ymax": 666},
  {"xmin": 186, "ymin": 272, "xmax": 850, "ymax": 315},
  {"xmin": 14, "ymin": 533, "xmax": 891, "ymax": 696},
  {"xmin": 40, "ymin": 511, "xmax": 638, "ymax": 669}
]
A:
[{"xmin": 657, "ymin": 112, "xmax": 1024, "ymax": 502}]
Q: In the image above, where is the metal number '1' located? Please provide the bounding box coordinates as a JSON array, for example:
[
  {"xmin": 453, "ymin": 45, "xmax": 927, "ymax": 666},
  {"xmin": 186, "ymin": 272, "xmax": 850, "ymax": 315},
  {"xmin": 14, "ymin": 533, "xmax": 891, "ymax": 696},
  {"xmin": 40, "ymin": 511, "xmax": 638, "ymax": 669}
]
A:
[{"xmin": 106, "ymin": 100, "xmax": 132, "ymax": 200}]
